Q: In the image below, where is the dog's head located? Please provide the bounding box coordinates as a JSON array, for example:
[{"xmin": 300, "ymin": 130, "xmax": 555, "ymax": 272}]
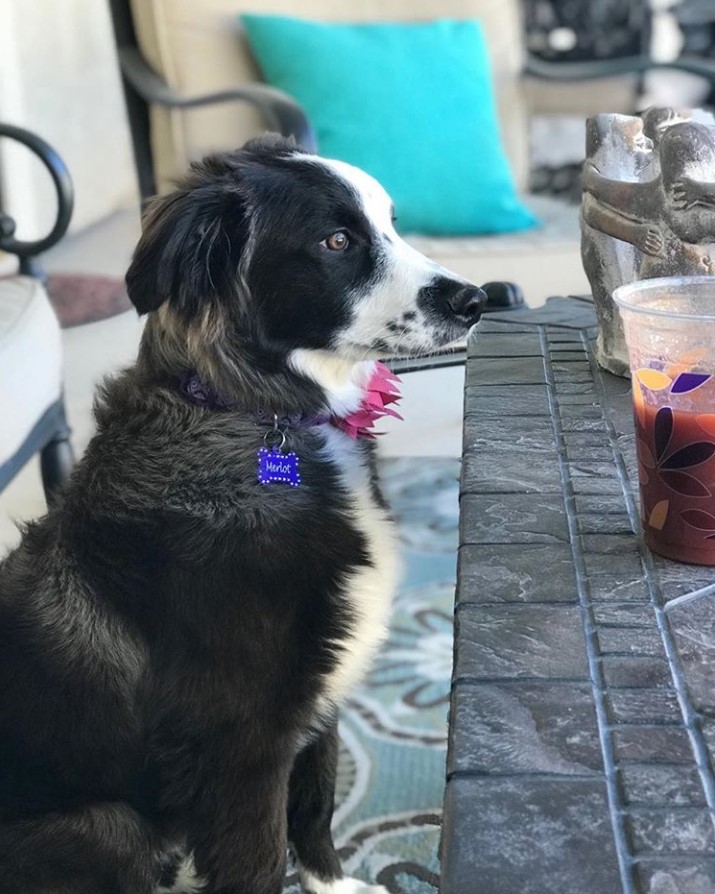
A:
[{"xmin": 127, "ymin": 137, "xmax": 485, "ymax": 376}]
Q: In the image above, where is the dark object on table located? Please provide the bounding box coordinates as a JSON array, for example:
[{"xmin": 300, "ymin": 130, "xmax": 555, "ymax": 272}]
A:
[
  {"xmin": 443, "ymin": 295, "xmax": 715, "ymax": 894},
  {"xmin": 481, "ymin": 281, "xmax": 525, "ymax": 310},
  {"xmin": 0, "ymin": 123, "xmax": 75, "ymax": 501}
]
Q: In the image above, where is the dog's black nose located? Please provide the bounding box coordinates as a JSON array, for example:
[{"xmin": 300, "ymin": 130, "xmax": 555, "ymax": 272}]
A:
[{"xmin": 446, "ymin": 286, "xmax": 488, "ymax": 324}]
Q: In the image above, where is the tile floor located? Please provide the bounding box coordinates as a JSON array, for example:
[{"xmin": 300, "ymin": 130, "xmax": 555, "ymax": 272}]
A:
[{"xmin": 0, "ymin": 206, "xmax": 466, "ymax": 550}]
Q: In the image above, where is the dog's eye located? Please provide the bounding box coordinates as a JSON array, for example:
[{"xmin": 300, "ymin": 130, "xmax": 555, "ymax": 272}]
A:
[{"xmin": 322, "ymin": 231, "xmax": 350, "ymax": 252}]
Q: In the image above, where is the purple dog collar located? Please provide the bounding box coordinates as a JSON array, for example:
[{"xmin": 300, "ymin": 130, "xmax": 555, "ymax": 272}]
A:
[{"xmin": 178, "ymin": 371, "xmax": 330, "ymax": 430}]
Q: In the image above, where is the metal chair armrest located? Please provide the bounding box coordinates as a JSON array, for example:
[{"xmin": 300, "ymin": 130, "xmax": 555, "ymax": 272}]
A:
[
  {"xmin": 0, "ymin": 124, "xmax": 73, "ymax": 259},
  {"xmin": 118, "ymin": 47, "xmax": 317, "ymax": 152}
]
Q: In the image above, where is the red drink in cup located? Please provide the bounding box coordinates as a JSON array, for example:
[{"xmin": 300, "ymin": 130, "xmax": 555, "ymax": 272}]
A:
[
  {"xmin": 635, "ymin": 399, "xmax": 715, "ymax": 564},
  {"xmin": 615, "ymin": 277, "xmax": 715, "ymax": 565}
]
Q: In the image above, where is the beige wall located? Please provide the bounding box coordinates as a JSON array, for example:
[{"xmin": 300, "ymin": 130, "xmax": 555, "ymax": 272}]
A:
[{"xmin": 0, "ymin": 0, "xmax": 137, "ymax": 241}]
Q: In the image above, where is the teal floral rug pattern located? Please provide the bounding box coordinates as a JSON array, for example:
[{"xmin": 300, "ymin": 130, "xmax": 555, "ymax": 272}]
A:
[{"xmin": 285, "ymin": 458, "xmax": 460, "ymax": 894}]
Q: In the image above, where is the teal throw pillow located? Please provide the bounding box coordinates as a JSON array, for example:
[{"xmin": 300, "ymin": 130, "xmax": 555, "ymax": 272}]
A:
[{"xmin": 241, "ymin": 15, "xmax": 537, "ymax": 236}]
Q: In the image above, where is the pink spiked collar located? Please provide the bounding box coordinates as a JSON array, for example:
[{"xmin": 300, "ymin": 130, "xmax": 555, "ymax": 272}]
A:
[{"xmin": 331, "ymin": 362, "xmax": 402, "ymax": 439}]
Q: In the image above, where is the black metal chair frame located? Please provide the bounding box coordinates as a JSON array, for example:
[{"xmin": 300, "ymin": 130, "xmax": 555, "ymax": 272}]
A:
[
  {"xmin": 0, "ymin": 124, "xmax": 75, "ymax": 503},
  {"xmin": 108, "ymin": 0, "xmax": 317, "ymax": 202}
]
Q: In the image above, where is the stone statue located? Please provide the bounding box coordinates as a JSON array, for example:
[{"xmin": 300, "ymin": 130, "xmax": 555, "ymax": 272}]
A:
[
  {"xmin": 580, "ymin": 107, "xmax": 715, "ymax": 376},
  {"xmin": 581, "ymin": 114, "xmax": 652, "ymax": 376}
]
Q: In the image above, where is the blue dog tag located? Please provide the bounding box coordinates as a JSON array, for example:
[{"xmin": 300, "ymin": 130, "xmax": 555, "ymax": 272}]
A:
[{"xmin": 257, "ymin": 447, "xmax": 301, "ymax": 487}]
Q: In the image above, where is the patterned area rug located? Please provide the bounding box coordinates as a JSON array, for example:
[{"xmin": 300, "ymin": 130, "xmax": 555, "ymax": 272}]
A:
[{"xmin": 285, "ymin": 457, "xmax": 460, "ymax": 893}]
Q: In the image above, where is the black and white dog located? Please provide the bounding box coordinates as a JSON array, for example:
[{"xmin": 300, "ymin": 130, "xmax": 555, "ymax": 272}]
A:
[{"xmin": 0, "ymin": 136, "xmax": 485, "ymax": 894}]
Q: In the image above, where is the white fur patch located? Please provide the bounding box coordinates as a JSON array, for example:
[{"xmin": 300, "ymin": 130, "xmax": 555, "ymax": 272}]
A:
[
  {"xmin": 314, "ymin": 426, "xmax": 400, "ymax": 717},
  {"xmin": 156, "ymin": 854, "xmax": 205, "ymax": 893},
  {"xmin": 288, "ymin": 352, "xmax": 375, "ymax": 417},
  {"xmin": 299, "ymin": 868, "xmax": 388, "ymax": 894},
  {"xmin": 318, "ymin": 159, "xmax": 395, "ymax": 235}
]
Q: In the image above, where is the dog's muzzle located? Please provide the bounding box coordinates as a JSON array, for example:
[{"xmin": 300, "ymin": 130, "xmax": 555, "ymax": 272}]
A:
[{"xmin": 422, "ymin": 278, "xmax": 488, "ymax": 328}]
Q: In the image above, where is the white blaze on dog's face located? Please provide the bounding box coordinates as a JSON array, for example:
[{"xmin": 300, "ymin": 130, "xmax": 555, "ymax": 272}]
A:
[{"xmin": 309, "ymin": 157, "xmax": 485, "ymax": 359}]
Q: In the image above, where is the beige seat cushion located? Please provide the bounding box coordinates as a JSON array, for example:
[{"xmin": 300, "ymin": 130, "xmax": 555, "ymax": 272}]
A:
[
  {"xmin": 0, "ymin": 277, "xmax": 62, "ymax": 466},
  {"xmin": 130, "ymin": 0, "xmax": 530, "ymax": 193},
  {"xmin": 407, "ymin": 195, "xmax": 588, "ymax": 306}
]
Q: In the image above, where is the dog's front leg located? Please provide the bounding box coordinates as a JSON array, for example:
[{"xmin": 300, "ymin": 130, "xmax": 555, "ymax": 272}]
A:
[
  {"xmin": 187, "ymin": 740, "xmax": 293, "ymax": 894},
  {"xmin": 288, "ymin": 724, "xmax": 341, "ymax": 887},
  {"xmin": 288, "ymin": 725, "xmax": 387, "ymax": 894}
]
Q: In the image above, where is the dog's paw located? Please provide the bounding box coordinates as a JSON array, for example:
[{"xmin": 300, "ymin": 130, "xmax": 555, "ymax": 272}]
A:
[
  {"xmin": 301, "ymin": 873, "xmax": 388, "ymax": 894},
  {"xmin": 336, "ymin": 881, "xmax": 388, "ymax": 894}
]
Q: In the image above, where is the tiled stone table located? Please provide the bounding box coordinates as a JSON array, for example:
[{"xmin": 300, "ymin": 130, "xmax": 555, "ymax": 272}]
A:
[{"xmin": 442, "ymin": 296, "xmax": 715, "ymax": 894}]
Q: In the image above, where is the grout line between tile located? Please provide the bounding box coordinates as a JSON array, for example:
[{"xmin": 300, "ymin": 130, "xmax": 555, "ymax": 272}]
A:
[
  {"xmin": 542, "ymin": 326, "xmax": 637, "ymax": 893},
  {"xmin": 446, "ymin": 769, "xmax": 601, "ymax": 781},
  {"xmin": 663, "ymin": 582, "xmax": 715, "ymax": 613},
  {"xmin": 450, "ymin": 674, "xmax": 590, "ymax": 686}
]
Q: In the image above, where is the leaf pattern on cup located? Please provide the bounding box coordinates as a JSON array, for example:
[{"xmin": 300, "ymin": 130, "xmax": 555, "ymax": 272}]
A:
[
  {"xmin": 660, "ymin": 471, "xmax": 711, "ymax": 498},
  {"xmin": 648, "ymin": 500, "xmax": 669, "ymax": 530},
  {"xmin": 671, "ymin": 372, "xmax": 711, "ymax": 394},
  {"xmin": 638, "ymin": 439, "xmax": 656, "ymax": 469},
  {"xmin": 636, "ymin": 368, "xmax": 672, "ymax": 391},
  {"xmin": 652, "ymin": 430, "xmax": 714, "ymax": 497},
  {"xmin": 654, "ymin": 407, "xmax": 673, "ymax": 461},
  {"xmin": 661, "ymin": 441, "xmax": 715, "ymax": 470},
  {"xmin": 680, "ymin": 509, "xmax": 715, "ymax": 531},
  {"xmin": 634, "ymin": 362, "xmax": 715, "ymax": 546}
]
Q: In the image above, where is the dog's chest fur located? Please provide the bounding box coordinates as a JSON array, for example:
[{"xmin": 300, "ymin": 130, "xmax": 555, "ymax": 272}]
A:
[{"xmin": 314, "ymin": 427, "xmax": 399, "ymax": 715}]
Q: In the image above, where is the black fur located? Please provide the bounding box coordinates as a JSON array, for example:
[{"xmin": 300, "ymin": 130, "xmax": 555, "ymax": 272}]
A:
[
  {"xmin": 0, "ymin": 136, "xmax": 480, "ymax": 893},
  {"xmin": 0, "ymin": 372, "xmax": 367, "ymax": 893}
]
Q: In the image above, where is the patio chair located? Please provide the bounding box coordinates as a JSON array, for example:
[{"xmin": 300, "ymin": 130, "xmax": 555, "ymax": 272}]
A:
[{"xmin": 0, "ymin": 124, "xmax": 75, "ymax": 502}]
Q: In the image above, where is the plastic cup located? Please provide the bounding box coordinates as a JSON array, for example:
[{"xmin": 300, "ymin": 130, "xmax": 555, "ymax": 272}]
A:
[{"xmin": 614, "ymin": 276, "xmax": 715, "ymax": 565}]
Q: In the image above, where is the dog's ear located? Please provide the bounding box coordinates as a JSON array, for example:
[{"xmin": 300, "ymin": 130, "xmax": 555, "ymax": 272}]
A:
[{"xmin": 125, "ymin": 183, "xmax": 248, "ymax": 316}]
